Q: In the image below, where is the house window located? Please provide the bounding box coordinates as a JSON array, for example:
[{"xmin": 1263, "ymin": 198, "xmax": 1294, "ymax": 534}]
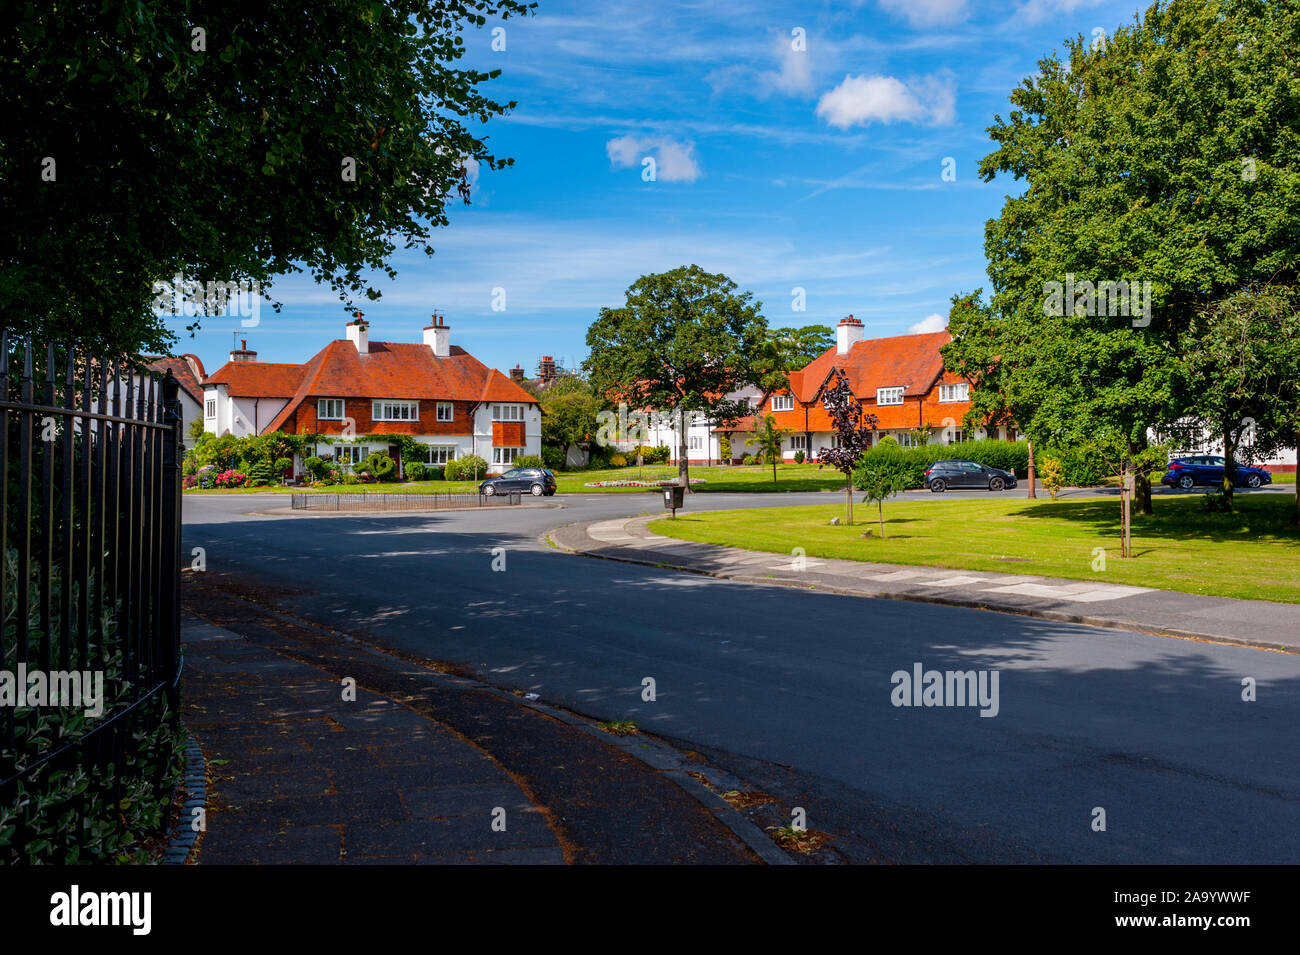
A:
[
  {"xmin": 946, "ymin": 429, "xmax": 965, "ymax": 445},
  {"xmin": 772, "ymin": 395, "xmax": 794, "ymax": 412},
  {"xmin": 204, "ymin": 398, "xmax": 216, "ymax": 419},
  {"xmin": 372, "ymin": 400, "xmax": 418, "ymax": 421},
  {"xmin": 877, "ymin": 387, "xmax": 904, "ymax": 406},
  {"xmin": 790, "ymin": 434, "xmax": 808, "ymax": 451},
  {"xmin": 318, "ymin": 398, "xmax": 345, "ymax": 420},
  {"xmin": 334, "ymin": 446, "xmax": 365, "ymax": 464},
  {"xmin": 939, "ymin": 383, "xmax": 969, "ymax": 403},
  {"xmin": 493, "ymin": 446, "xmax": 523, "ymax": 465},
  {"xmin": 436, "ymin": 402, "xmax": 453, "ymax": 423},
  {"xmin": 688, "ymin": 435, "xmax": 704, "ymax": 451},
  {"xmin": 492, "ymin": 404, "xmax": 524, "ymax": 421},
  {"xmin": 425, "ymin": 445, "xmax": 456, "ymax": 465},
  {"xmin": 896, "ymin": 432, "xmax": 920, "ymax": 448}
]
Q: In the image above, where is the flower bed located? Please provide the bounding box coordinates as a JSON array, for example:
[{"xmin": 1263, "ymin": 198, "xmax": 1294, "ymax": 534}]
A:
[{"xmin": 583, "ymin": 478, "xmax": 707, "ymax": 488}]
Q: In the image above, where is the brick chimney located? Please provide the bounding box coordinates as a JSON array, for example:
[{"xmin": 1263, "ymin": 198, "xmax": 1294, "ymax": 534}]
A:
[
  {"xmin": 836, "ymin": 314, "xmax": 865, "ymax": 355},
  {"xmin": 346, "ymin": 312, "xmax": 369, "ymax": 355},
  {"xmin": 510, "ymin": 364, "xmax": 526, "ymax": 383},
  {"xmin": 423, "ymin": 313, "xmax": 451, "ymax": 358},
  {"xmin": 229, "ymin": 338, "xmax": 257, "ymax": 362},
  {"xmin": 538, "ymin": 355, "xmax": 556, "ymax": 381}
]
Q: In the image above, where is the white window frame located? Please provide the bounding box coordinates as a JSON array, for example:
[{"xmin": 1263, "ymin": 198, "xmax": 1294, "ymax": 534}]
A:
[
  {"xmin": 896, "ymin": 432, "xmax": 921, "ymax": 448},
  {"xmin": 790, "ymin": 434, "xmax": 808, "ymax": 451},
  {"xmin": 372, "ymin": 400, "xmax": 418, "ymax": 422},
  {"xmin": 436, "ymin": 402, "xmax": 454, "ymax": 422},
  {"xmin": 939, "ymin": 383, "xmax": 969, "ymax": 403},
  {"xmin": 424, "ymin": 445, "xmax": 456, "ymax": 465},
  {"xmin": 688, "ymin": 435, "xmax": 704, "ymax": 451},
  {"xmin": 318, "ymin": 398, "xmax": 345, "ymax": 420},
  {"xmin": 946, "ymin": 429, "xmax": 965, "ymax": 445},
  {"xmin": 204, "ymin": 398, "xmax": 216, "ymax": 419},
  {"xmin": 492, "ymin": 404, "xmax": 524, "ymax": 422},
  {"xmin": 877, "ymin": 387, "xmax": 904, "ymax": 406},
  {"xmin": 493, "ymin": 446, "xmax": 523, "ymax": 465},
  {"xmin": 334, "ymin": 445, "xmax": 365, "ymax": 464},
  {"xmin": 771, "ymin": 395, "xmax": 794, "ymax": 412}
]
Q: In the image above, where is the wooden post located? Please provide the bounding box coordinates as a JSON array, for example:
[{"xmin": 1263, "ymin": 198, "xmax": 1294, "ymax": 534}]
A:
[{"xmin": 1026, "ymin": 437, "xmax": 1037, "ymax": 498}]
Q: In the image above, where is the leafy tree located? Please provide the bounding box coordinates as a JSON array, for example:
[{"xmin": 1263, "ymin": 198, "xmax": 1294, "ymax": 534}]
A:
[
  {"xmin": 746, "ymin": 414, "xmax": 792, "ymax": 482},
  {"xmin": 1179, "ymin": 285, "xmax": 1300, "ymax": 512},
  {"xmin": 1, "ymin": 0, "xmax": 532, "ymax": 354},
  {"xmin": 857, "ymin": 460, "xmax": 909, "ymax": 538},
  {"xmin": 767, "ymin": 324, "xmax": 834, "ymax": 370},
  {"xmin": 971, "ymin": 0, "xmax": 1300, "ymax": 520},
  {"xmin": 585, "ymin": 265, "xmax": 776, "ymax": 490},
  {"xmin": 187, "ymin": 416, "xmax": 208, "ymax": 443},
  {"xmin": 1039, "ymin": 458, "xmax": 1065, "ymax": 501},
  {"xmin": 538, "ymin": 376, "xmax": 603, "ymax": 455},
  {"xmin": 816, "ymin": 369, "xmax": 878, "ymax": 525}
]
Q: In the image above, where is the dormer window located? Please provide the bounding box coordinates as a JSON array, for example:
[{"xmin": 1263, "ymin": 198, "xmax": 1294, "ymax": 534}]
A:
[
  {"xmin": 771, "ymin": 395, "xmax": 794, "ymax": 412},
  {"xmin": 436, "ymin": 402, "xmax": 454, "ymax": 422},
  {"xmin": 939, "ymin": 383, "xmax": 969, "ymax": 402},
  {"xmin": 877, "ymin": 387, "xmax": 904, "ymax": 406},
  {"xmin": 492, "ymin": 404, "xmax": 524, "ymax": 421},
  {"xmin": 318, "ymin": 398, "xmax": 345, "ymax": 420},
  {"xmin": 372, "ymin": 400, "xmax": 418, "ymax": 421}
]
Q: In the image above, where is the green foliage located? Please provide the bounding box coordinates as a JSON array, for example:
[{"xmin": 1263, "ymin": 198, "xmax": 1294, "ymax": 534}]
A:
[
  {"xmin": 425, "ymin": 465, "xmax": 444, "ymax": 481},
  {"xmin": 793, "ymin": 450, "xmax": 805, "ymax": 464},
  {"xmin": 539, "ymin": 378, "xmax": 603, "ymax": 451},
  {"xmin": 858, "ymin": 459, "xmax": 911, "ymax": 537},
  {"xmin": 541, "ymin": 445, "xmax": 566, "ymax": 470},
  {"xmin": 444, "ymin": 458, "xmax": 463, "ymax": 481},
  {"xmin": 1039, "ymin": 458, "xmax": 1065, "ymax": 501},
  {"xmin": 719, "ymin": 435, "xmax": 731, "ymax": 461},
  {"xmin": 627, "ymin": 444, "xmax": 671, "ymax": 464},
  {"xmin": 746, "ymin": 413, "xmax": 792, "ymax": 481},
  {"xmin": 741, "ymin": 453, "xmax": 754, "ymax": 465},
  {"xmin": 248, "ymin": 460, "xmax": 277, "ymax": 486},
  {"xmin": 515, "ymin": 455, "xmax": 544, "ymax": 469},
  {"xmin": 404, "ymin": 460, "xmax": 426, "ymax": 481},
  {"xmin": 304, "ymin": 456, "xmax": 329, "ymax": 481},
  {"xmin": 358, "ymin": 451, "xmax": 397, "ymax": 482},
  {"xmin": 766, "ymin": 324, "xmax": 835, "ymax": 370},
  {"xmin": 187, "ymin": 417, "xmax": 207, "ymax": 443},
  {"xmin": 609, "ymin": 454, "xmax": 628, "ymax": 467},
  {"xmin": 853, "ymin": 440, "xmax": 1033, "ymax": 491},
  {"xmin": 457, "ymin": 454, "xmax": 488, "ymax": 479},
  {"xmin": 2, "ymin": 0, "xmax": 534, "ymax": 353}
]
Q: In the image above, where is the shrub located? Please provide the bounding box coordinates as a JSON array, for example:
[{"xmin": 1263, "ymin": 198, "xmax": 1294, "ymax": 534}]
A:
[
  {"xmin": 341, "ymin": 473, "xmax": 360, "ymax": 485},
  {"xmin": 877, "ymin": 434, "xmax": 899, "ymax": 447},
  {"xmin": 852, "ymin": 439, "xmax": 1033, "ymax": 491},
  {"xmin": 515, "ymin": 454, "xmax": 544, "ymax": 469},
  {"xmin": 405, "ymin": 460, "xmax": 427, "ymax": 482},
  {"xmin": 358, "ymin": 451, "xmax": 397, "ymax": 482},
  {"xmin": 609, "ymin": 454, "xmax": 628, "ymax": 467},
  {"xmin": 425, "ymin": 465, "xmax": 444, "ymax": 481},
  {"xmin": 248, "ymin": 460, "xmax": 277, "ymax": 487},
  {"xmin": 274, "ymin": 456, "xmax": 292, "ymax": 475},
  {"xmin": 214, "ymin": 468, "xmax": 248, "ymax": 488},
  {"xmin": 542, "ymin": 445, "xmax": 566, "ymax": 470},
  {"xmin": 719, "ymin": 436, "xmax": 731, "ymax": 461},
  {"xmin": 444, "ymin": 458, "xmax": 463, "ymax": 481},
  {"xmin": 458, "ymin": 454, "xmax": 488, "ymax": 479},
  {"xmin": 793, "ymin": 450, "xmax": 806, "ymax": 464},
  {"xmin": 1039, "ymin": 458, "xmax": 1065, "ymax": 500},
  {"xmin": 304, "ymin": 456, "xmax": 329, "ymax": 481},
  {"xmin": 741, "ymin": 453, "xmax": 754, "ymax": 465}
]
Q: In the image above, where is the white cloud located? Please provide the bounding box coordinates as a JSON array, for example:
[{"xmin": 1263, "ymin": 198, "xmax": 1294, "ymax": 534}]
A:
[
  {"xmin": 815, "ymin": 73, "xmax": 956, "ymax": 128},
  {"xmin": 763, "ymin": 31, "xmax": 815, "ymax": 96},
  {"xmin": 1015, "ymin": 0, "xmax": 1106, "ymax": 25},
  {"xmin": 878, "ymin": 0, "xmax": 969, "ymax": 27},
  {"xmin": 908, "ymin": 313, "xmax": 948, "ymax": 334},
  {"xmin": 605, "ymin": 134, "xmax": 702, "ymax": 182}
]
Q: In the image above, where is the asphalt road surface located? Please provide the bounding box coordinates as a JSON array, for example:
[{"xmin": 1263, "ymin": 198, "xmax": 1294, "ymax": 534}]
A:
[{"xmin": 183, "ymin": 489, "xmax": 1300, "ymax": 863}]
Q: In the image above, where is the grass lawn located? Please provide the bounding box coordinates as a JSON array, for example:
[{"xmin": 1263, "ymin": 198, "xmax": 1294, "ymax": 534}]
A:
[
  {"xmin": 553, "ymin": 462, "xmax": 848, "ymax": 493},
  {"xmin": 648, "ymin": 494, "xmax": 1300, "ymax": 603}
]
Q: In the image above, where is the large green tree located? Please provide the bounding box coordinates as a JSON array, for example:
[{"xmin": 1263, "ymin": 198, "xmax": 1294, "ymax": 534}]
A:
[
  {"xmin": 967, "ymin": 0, "xmax": 1300, "ymax": 529},
  {"xmin": 585, "ymin": 265, "xmax": 776, "ymax": 490},
  {"xmin": 0, "ymin": 0, "xmax": 531, "ymax": 354},
  {"xmin": 538, "ymin": 375, "xmax": 604, "ymax": 457},
  {"xmin": 766, "ymin": 324, "xmax": 834, "ymax": 370}
]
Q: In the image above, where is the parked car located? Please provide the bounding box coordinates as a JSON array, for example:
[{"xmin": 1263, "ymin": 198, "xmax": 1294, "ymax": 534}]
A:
[
  {"xmin": 1161, "ymin": 456, "xmax": 1272, "ymax": 489},
  {"xmin": 925, "ymin": 460, "xmax": 1018, "ymax": 492},
  {"xmin": 479, "ymin": 467, "xmax": 557, "ymax": 497}
]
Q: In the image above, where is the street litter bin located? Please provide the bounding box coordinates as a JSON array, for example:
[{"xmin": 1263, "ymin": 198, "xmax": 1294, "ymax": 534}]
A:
[{"xmin": 663, "ymin": 485, "xmax": 684, "ymax": 517}]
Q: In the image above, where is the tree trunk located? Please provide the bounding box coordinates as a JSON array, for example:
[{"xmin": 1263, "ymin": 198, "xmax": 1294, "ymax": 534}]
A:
[
  {"xmin": 677, "ymin": 409, "xmax": 691, "ymax": 492},
  {"xmin": 845, "ymin": 473, "xmax": 853, "ymax": 526},
  {"xmin": 1221, "ymin": 423, "xmax": 1236, "ymax": 509},
  {"xmin": 1120, "ymin": 462, "xmax": 1132, "ymax": 558},
  {"xmin": 1026, "ymin": 437, "xmax": 1037, "ymax": 498},
  {"xmin": 878, "ymin": 501, "xmax": 885, "ymax": 538}
]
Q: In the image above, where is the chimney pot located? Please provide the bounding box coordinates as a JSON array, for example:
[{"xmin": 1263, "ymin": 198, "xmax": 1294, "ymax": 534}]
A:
[{"xmin": 836, "ymin": 314, "xmax": 865, "ymax": 354}]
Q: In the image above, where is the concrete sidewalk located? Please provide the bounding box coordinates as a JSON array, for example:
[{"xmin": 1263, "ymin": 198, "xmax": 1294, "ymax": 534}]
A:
[{"xmin": 551, "ymin": 516, "xmax": 1300, "ymax": 653}]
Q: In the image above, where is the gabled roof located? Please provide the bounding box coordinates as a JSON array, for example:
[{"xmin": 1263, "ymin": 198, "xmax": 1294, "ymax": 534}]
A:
[
  {"xmin": 792, "ymin": 330, "xmax": 953, "ymax": 403},
  {"xmin": 203, "ymin": 360, "xmax": 307, "ymax": 398},
  {"xmin": 144, "ymin": 354, "xmax": 206, "ymax": 404}
]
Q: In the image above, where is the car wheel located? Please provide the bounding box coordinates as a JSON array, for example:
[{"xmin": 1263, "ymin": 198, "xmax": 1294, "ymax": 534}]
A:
[
  {"xmin": 1178, "ymin": 474, "xmax": 1195, "ymax": 489},
  {"xmin": 530, "ymin": 483, "xmax": 544, "ymax": 496},
  {"xmin": 483, "ymin": 485, "xmax": 495, "ymax": 496},
  {"xmin": 1246, "ymin": 474, "xmax": 1261, "ymax": 488},
  {"xmin": 989, "ymin": 477, "xmax": 1005, "ymax": 491},
  {"xmin": 930, "ymin": 479, "xmax": 946, "ymax": 493}
]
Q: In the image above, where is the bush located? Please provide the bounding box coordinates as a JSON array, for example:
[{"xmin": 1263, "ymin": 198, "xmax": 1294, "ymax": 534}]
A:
[
  {"xmin": 358, "ymin": 451, "xmax": 397, "ymax": 482},
  {"xmin": 793, "ymin": 450, "xmax": 805, "ymax": 464},
  {"xmin": 741, "ymin": 453, "xmax": 755, "ymax": 465},
  {"xmin": 304, "ymin": 456, "xmax": 329, "ymax": 481},
  {"xmin": 719, "ymin": 436, "xmax": 731, "ymax": 462},
  {"xmin": 457, "ymin": 454, "xmax": 488, "ymax": 479},
  {"xmin": 248, "ymin": 460, "xmax": 277, "ymax": 486},
  {"xmin": 444, "ymin": 458, "xmax": 463, "ymax": 481},
  {"xmin": 214, "ymin": 468, "xmax": 248, "ymax": 488},
  {"xmin": 1039, "ymin": 458, "xmax": 1065, "ymax": 500},
  {"xmin": 609, "ymin": 454, "xmax": 628, "ymax": 467},
  {"xmin": 852, "ymin": 439, "xmax": 1033, "ymax": 491},
  {"xmin": 404, "ymin": 460, "xmax": 426, "ymax": 482},
  {"xmin": 515, "ymin": 454, "xmax": 544, "ymax": 469},
  {"xmin": 274, "ymin": 456, "xmax": 292, "ymax": 475},
  {"xmin": 425, "ymin": 465, "xmax": 444, "ymax": 481},
  {"xmin": 542, "ymin": 445, "xmax": 566, "ymax": 470}
]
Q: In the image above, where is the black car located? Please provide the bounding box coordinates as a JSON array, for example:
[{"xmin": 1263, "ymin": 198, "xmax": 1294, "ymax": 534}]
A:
[
  {"xmin": 925, "ymin": 459, "xmax": 1018, "ymax": 492},
  {"xmin": 479, "ymin": 467, "xmax": 556, "ymax": 497},
  {"xmin": 1160, "ymin": 455, "xmax": 1272, "ymax": 489}
]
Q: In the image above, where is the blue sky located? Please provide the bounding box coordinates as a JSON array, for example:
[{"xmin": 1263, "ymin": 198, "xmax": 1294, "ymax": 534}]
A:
[{"xmin": 167, "ymin": 0, "xmax": 1148, "ymax": 376}]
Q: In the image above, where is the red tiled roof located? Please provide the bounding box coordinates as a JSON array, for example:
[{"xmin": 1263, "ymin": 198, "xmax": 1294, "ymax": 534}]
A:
[
  {"xmin": 144, "ymin": 354, "xmax": 205, "ymax": 404},
  {"xmin": 203, "ymin": 361, "xmax": 308, "ymax": 398},
  {"xmin": 793, "ymin": 330, "xmax": 953, "ymax": 403},
  {"xmin": 245, "ymin": 338, "xmax": 539, "ymax": 433}
]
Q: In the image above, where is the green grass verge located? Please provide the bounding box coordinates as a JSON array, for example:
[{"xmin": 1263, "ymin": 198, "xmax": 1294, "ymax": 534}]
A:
[{"xmin": 648, "ymin": 494, "xmax": 1300, "ymax": 603}]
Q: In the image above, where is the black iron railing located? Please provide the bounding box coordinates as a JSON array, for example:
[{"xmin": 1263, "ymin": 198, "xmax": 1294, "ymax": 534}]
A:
[{"xmin": 0, "ymin": 334, "xmax": 183, "ymax": 812}]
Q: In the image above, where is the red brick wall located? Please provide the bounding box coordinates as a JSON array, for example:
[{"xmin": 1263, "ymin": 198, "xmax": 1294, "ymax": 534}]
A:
[{"xmin": 289, "ymin": 398, "xmax": 473, "ymax": 435}]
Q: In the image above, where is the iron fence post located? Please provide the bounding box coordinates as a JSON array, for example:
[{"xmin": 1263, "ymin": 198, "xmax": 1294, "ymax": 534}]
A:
[{"xmin": 160, "ymin": 371, "xmax": 183, "ymax": 709}]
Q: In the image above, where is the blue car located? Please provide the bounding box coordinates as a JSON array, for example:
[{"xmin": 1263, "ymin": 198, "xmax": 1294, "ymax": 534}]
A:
[{"xmin": 1161, "ymin": 456, "xmax": 1272, "ymax": 490}]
